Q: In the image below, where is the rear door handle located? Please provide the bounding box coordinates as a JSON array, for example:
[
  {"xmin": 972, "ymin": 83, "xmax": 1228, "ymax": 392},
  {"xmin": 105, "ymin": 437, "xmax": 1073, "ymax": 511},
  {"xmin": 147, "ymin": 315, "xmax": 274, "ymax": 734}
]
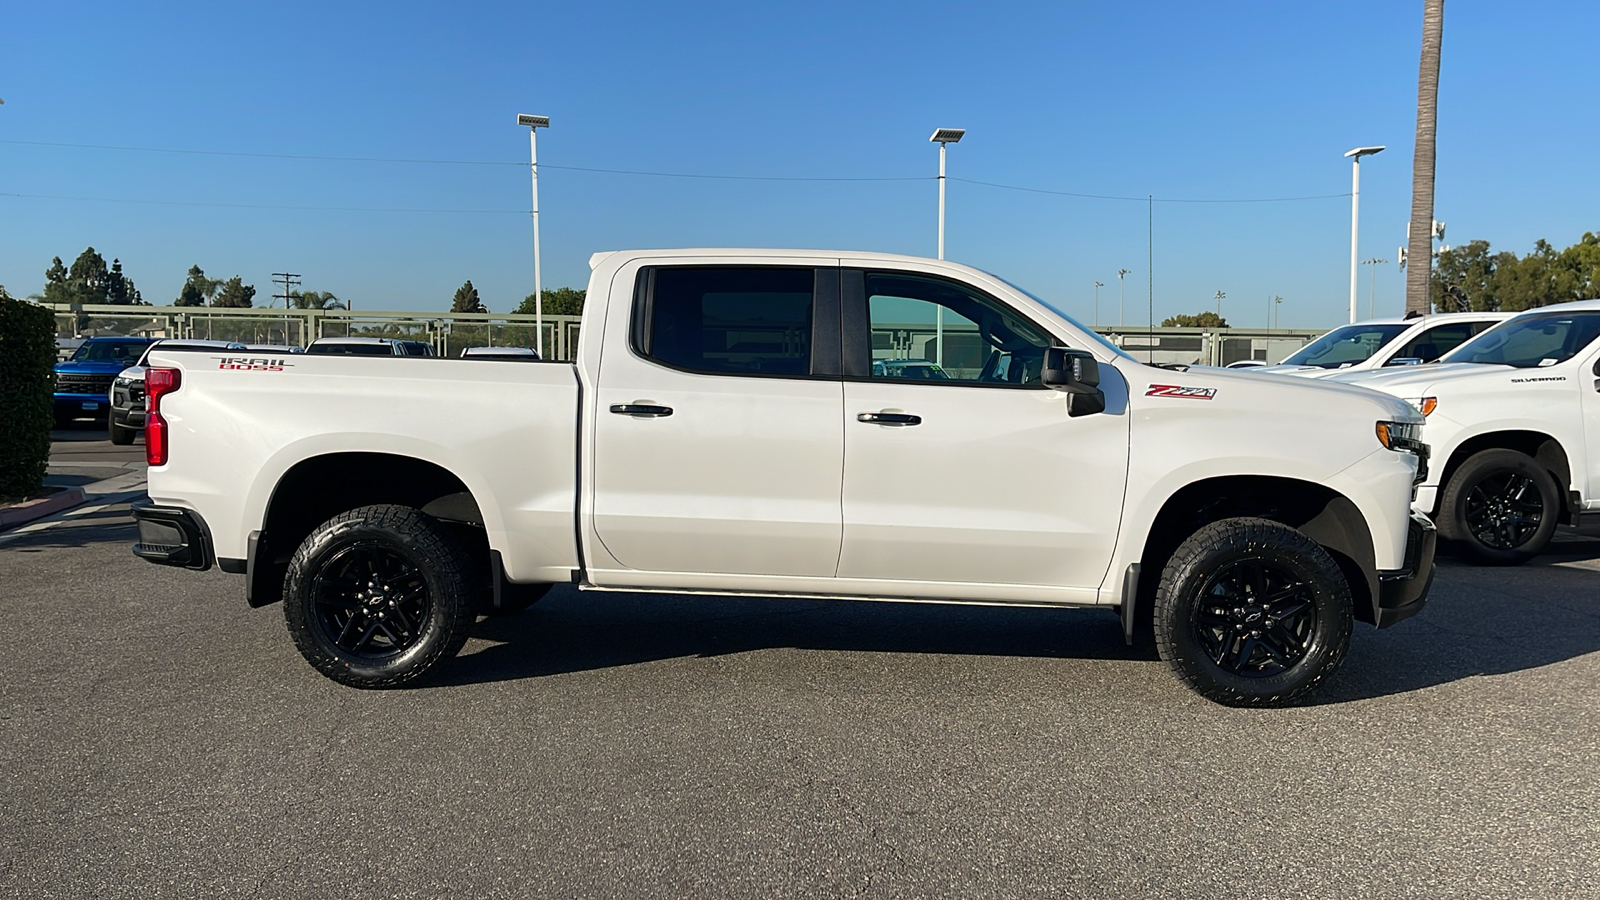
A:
[
  {"xmin": 857, "ymin": 412, "xmax": 921, "ymax": 426},
  {"xmin": 610, "ymin": 404, "xmax": 673, "ymax": 417}
]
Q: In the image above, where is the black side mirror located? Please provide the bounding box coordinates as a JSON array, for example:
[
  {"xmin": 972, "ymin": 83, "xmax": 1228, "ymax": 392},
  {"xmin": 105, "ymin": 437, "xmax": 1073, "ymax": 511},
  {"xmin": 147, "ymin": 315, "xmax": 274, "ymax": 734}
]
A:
[{"xmin": 1043, "ymin": 347, "xmax": 1106, "ymax": 417}]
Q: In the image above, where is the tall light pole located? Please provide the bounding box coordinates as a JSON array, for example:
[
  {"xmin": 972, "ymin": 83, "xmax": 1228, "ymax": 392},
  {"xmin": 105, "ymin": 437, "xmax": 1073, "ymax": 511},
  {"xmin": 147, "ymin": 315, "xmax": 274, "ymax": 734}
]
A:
[
  {"xmin": 1214, "ymin": 290, "xmax": 1226, "ymax": 319},
  {"xmin": 929, "ymin": 128, "xmax": 965, "ymax": 260},
  {"xmin": 1273, "ymin": 295, "xmax": 1283, "ymax": 329},
  {"xmin": 518, "ymin": 113, "xmax": 551, "ymax": 352},
  {"xmin": 1116, "ymin": 268, "xmax": 1131, "ymax": 326},
  {"xmin": 1362, "ymin": 257, "xmax": 1388, "ymax": 317},
  {"xmin": 1345, "ymin": 145, "xmax": 1385, "ymax": 324},
  {"xmin": 1093, "ymin": 281, "xmax": 1104, "ymax": 325}
]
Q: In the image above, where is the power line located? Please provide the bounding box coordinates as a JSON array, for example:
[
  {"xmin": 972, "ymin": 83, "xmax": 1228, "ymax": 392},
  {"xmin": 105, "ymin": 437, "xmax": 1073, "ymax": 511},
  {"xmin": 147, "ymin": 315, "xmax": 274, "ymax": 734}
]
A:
[
  {"xmin": 949, "ymin": 177, "xmax": 1351, "ymax": 204},
  {"xmin": 0, "ymin": 191, "xmax": 525, "ymax": 214}
]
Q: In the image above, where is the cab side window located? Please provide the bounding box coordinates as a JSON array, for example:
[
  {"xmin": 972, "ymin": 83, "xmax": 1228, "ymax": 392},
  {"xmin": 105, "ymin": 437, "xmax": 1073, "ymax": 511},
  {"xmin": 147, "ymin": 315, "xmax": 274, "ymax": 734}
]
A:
[
  {"xmin": 1387, "ymin": 321, "xmax": 1491, "ymax": 364},
  {"xmin": 863, "ymin": 272, "xmax": 1051, "ymax": 386},
  {"xmin": 638, "ymin": 267, "xmax": 815, "ymax": 376}
]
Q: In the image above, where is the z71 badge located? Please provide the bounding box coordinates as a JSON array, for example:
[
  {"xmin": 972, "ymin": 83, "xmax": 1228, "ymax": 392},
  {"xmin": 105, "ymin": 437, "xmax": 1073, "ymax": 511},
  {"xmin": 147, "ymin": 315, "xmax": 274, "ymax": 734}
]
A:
[{"xmin": 1146, "ymin": 384, "xmax": 1217, "ymax": 400}]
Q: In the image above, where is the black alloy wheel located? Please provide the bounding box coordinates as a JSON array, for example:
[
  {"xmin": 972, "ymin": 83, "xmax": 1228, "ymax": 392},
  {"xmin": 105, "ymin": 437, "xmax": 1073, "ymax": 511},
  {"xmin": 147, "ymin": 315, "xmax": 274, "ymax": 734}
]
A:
[
  {"xmin": 1191, "ymin": 558, "xmax": 1318, "ymax": 679},
  {"xmin": 1438, "ymin": 448, "xmax": 1561, "ymax": 565},
  {"xmin": 283, "ymin": 504, "xmax": 477, "ymax": 688},
  {"xmin": 1154, "ymin": 517, "xmax": 1353, "ymax": 707},
  {"xmin": 1462, "ymin": 471, "xmax": 1544, "ymax": 551},
  {"xmin": 312, "ymin": 542, "xmax": 432, "ymax": 658}
]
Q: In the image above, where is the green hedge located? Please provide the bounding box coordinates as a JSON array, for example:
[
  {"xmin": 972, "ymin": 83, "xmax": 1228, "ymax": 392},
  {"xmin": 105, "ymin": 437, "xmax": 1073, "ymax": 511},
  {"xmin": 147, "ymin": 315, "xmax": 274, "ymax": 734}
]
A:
[{"xmin": 0, "ymin": 290, "xmax": 58, "ymax": 501}]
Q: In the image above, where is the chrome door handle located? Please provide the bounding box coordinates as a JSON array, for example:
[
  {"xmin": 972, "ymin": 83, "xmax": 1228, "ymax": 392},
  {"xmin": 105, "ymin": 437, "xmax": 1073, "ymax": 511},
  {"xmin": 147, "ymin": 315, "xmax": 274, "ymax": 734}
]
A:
[
  {"xmin": 610, "ymin": 404, "xmax": 673, "ymax": 417},
  {"xmin": 857, "ymin": 412, "xmax": 921, "ymax": 426}
]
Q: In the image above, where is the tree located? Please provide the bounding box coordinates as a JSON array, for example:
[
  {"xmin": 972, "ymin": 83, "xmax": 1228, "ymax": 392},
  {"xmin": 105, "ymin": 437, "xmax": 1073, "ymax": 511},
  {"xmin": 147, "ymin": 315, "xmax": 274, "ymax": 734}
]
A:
[
  {"xmin": 42, "ymin": 257, "xmax": 71, "ymax": 305},
  {"xmin": 1405, "ymin": 0, "xmax": 1445, "ymax": 315},
  {"xmin": 212, "ymin": 276, "xmax": 256, "ymax": 308},
  {"xmin": 515, "ymin": 287, "xmax": 585, "ymax": 317},
  {"xmin": 289, "ymin": 290, "xmax": 345, "ymax": 310},
  {"xmin": 450, "ymin": 280, "xmax": 487, "ymax": 313},
  {"xmin": 1430, "ymin": 230, "xmax": 1600, "ymax": 312},
  {"xmin": 65, "ymin": 247, "xmax": 111, "ymax": 304},
  {"xmin": 175, "ymin": 265, "xmax": 221, "ymax": 307},
  {"xmin": 1161, "ymin": 311, "xmax": 1228, "ymax": 328},
  {"xmin": 105, "ymin": 258, "xmax": 142, "ymax": 305}
]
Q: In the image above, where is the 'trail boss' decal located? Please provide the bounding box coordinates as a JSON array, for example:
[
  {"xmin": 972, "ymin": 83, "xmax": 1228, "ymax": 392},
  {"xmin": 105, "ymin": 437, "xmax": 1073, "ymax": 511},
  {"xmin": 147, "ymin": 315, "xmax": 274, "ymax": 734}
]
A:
[
  {"xmin": 213, "ymin": 356, "xmax": 293, "ymax": 371},
  {"xmin": 1146, "ymin": 384, "xmax": 1217, "ymax": 400}
]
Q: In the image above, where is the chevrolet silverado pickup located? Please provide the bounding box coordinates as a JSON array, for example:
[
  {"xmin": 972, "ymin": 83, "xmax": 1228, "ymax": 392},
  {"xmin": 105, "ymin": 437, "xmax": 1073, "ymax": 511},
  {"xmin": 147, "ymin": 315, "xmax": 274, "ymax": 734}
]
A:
[
  {"xmin": 1334, "ymin": 299, "xmax": 1600, "ymax": 563},
  {"xmin": 130, "ymin": 249, "xmax": 1435, "ymax": 706}
]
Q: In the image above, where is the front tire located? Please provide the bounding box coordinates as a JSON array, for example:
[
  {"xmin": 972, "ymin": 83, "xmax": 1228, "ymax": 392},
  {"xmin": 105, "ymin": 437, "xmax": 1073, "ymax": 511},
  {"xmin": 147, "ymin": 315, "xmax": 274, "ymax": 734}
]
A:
[
  {"xmin": 283, "ymin": 504, "xmax": 476, "ymax": 688},
  {"xmin": 1154, "ymin": 517, "xmax": 1353, "ymax": 707},
  {"xmin": 108, "ymin": 419, "xmax": 136, "ymax": 445},
  {"xmin": 1437, "ymin": 448, "xmax": 1560, "ymax": 565}
]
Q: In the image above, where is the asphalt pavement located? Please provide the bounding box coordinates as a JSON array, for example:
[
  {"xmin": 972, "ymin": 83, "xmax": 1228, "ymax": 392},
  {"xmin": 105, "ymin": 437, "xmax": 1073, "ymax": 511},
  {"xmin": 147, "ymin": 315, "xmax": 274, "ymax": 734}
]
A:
[{"xmin": 2, "ymin": 429, "xmax": 1598, "ymax": 899}]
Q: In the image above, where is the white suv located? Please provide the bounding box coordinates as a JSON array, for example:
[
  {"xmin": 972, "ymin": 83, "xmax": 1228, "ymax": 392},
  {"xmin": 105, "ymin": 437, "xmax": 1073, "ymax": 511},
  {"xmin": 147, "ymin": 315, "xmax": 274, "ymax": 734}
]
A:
[{"xmin": 1258, "ymin": 312, "xmax": 1507, "ymax": 377}]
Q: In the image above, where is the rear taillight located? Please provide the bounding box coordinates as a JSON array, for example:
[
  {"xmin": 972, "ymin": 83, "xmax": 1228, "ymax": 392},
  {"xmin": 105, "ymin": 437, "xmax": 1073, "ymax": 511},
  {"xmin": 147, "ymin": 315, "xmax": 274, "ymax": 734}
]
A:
[{"xmin": 145, "ymin": 367, "xmax": 181, "ymax": 466}]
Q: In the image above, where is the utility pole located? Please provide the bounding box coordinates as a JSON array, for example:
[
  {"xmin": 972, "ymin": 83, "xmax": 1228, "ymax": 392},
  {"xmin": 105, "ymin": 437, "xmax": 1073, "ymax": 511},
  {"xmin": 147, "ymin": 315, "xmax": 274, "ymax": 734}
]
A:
[{"xmin": 271, "ymin": 272, "xmax": 301, "ymax": 309}]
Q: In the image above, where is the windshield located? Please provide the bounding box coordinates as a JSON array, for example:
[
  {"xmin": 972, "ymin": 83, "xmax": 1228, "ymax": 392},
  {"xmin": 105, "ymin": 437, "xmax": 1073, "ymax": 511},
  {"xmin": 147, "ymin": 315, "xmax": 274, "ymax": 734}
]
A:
[
  {"xmin": 995, "ymin": 276, "xmax": 1137, "ymax": 361},
  {"xmin": 1440, "ymin": 312, "xmax": 1600, "ymax": 368},
  {"xmin": 69, "ymin": 340, "xmax": 150, "ymax": 363},
  {"xmin": 1280, "ymin": 323, "xmax": 1410, "ymax": 368}
]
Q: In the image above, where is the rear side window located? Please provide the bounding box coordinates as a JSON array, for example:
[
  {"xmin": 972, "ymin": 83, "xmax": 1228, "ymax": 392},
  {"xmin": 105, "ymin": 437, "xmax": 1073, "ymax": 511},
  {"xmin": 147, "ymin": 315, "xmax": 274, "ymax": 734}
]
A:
[
  {"xmin": 1387, "ymin": 321, "xmax": 1495, "ymax": 364},
  {"xmin": 638, "ymin": 267, "xmax": 814, "ymax": 376}
]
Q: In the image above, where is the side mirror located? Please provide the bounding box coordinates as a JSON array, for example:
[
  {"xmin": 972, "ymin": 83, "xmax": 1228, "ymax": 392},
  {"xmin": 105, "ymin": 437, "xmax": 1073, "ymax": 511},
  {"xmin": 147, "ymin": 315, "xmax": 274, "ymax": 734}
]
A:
[{"xmin": 1043, "ymin": 347, "xmax": 1106, "ymax": 417}]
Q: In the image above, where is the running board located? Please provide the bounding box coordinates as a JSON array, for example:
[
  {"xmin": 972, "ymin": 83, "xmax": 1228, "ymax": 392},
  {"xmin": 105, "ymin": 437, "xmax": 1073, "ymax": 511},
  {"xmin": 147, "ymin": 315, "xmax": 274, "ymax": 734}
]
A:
[{"xmin": 577, "ymin": 581, "xmax": 1100, "ymax": 612}]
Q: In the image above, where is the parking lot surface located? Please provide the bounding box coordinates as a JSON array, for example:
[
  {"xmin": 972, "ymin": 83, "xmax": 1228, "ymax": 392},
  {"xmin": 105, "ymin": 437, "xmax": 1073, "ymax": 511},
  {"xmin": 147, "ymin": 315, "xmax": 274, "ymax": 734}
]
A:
[{"xmin": 3, "ymin": 431, "xmax": 1599, "ymax": 898}]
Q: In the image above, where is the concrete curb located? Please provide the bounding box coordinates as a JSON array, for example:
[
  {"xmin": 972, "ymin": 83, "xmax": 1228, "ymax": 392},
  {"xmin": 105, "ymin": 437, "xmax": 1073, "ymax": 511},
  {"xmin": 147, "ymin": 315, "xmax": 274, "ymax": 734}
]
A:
[{"xmin": 0, "ymin": 488, "xmax": 88, "ymax": 529}]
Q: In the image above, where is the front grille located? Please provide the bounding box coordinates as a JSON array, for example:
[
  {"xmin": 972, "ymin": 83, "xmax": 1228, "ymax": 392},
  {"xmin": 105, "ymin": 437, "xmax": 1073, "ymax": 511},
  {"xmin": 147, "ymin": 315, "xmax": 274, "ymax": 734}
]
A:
[{"xmin": 55, "ymin": 373, "xmax": 116, "ymax": 393}]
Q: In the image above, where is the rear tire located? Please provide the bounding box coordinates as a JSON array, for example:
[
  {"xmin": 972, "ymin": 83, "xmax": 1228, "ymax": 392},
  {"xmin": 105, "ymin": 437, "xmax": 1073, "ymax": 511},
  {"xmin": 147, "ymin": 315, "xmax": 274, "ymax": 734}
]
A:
[
  {"xmin": 1154, "ymin": 517, "xmax": 1353, "ymax": 707},
  {"xmin": 283, "ymin": 504, "xmax": 476, "ymax": 688},
  {"xmin": 1437, "ymin": 448, "xmax": 1560, "ymax": 565}
]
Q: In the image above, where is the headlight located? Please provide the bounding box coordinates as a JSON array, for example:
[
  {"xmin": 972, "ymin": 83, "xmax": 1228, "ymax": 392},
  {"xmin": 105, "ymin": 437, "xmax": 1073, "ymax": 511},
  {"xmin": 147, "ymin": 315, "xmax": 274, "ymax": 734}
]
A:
[
  {"xmin": 1401, "ymin": 397, "xmax": 1437, "ymax": 417},
  {"xmin": 1376, "ymin": 420, "xmax": 1430, "ymax": 483}
]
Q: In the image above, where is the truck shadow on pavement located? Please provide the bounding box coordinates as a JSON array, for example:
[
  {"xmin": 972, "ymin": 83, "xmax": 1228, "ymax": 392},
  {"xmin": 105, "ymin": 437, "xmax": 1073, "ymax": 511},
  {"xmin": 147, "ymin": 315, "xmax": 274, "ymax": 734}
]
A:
[{"xmin": 437, "ymin": 536, "xmax": 1600, "ymax": 704}]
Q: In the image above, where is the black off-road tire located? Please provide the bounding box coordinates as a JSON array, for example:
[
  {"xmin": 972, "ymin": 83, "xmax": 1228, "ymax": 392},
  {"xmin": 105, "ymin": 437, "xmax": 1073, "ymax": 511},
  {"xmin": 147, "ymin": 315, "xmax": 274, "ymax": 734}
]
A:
[
  {"xmin": 1437, "ymin": 448, "xmax": 1560, "ymax": 565},
  {"xmin": 283, "ymin": 504, "xmax": 476, "ymax": 688},
  {"xmin": 1154, "ymin": 517, "xmax": 1354, "ymax": 707},
  {"xmin": 108, "ymin": 420, "xmax": 136, "ymax": 445}
]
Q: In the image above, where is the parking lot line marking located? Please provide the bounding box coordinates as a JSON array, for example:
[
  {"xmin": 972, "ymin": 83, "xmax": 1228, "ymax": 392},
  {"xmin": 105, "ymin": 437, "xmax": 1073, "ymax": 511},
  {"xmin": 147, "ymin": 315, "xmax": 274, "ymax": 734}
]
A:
[{"xmin": 0, "ymin": 489, "xmax": 147, "ymax": 546}]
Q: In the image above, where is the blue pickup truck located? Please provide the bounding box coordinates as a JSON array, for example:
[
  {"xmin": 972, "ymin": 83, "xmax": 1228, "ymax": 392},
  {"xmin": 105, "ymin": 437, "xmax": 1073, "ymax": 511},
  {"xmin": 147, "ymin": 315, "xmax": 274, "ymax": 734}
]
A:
[{"xmin": 54, "ymin": 336, "xmax": 156, "ymax": 426}]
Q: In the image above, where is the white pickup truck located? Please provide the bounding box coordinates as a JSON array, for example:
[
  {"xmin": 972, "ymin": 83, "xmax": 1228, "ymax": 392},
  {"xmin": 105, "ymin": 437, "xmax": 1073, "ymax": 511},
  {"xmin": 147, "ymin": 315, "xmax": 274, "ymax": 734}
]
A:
[
  {"xmin": 130, "ymin": 249, "xmax": 1435, "ymax": 706},
  {"xmin": 1333, "ymin": 299, "xmax": 1600, "ymax": 563}
]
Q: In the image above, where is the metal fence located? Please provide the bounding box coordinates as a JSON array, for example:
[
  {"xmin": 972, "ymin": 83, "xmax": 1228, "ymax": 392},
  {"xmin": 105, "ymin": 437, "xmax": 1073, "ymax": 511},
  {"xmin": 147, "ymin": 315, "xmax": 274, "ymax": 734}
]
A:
[{"xmin": 45, "ymin": 303, "xmax": 1321, "ymax": 366}]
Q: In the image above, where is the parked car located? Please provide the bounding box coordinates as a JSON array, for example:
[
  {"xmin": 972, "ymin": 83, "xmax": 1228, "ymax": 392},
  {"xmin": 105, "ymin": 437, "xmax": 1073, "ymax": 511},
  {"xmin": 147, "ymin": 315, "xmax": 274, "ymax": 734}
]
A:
[
  {"xmin": 109, "ymin": 340, "xmax": 250, "ymax": 444},
  {"xmin": 1331, "ymin": 300, "xmax": 1600, "ymax": 564},
  {"xmin": 1255, "ymin": 312, "xmax": 1507, "ymax": 377},
  {"xmin": 306, "ymin": 337, "xmax": 434, "ymax": 357},
  {"xmin": 460, "ymin": 346, "xmax": 541, "ymax": 360},
  {"xmin": 129, "ymin": 249, "xmax": 1433, "ymax": 706},
  {"xmin": 53, "ymin": 336, "xmax": 157, "ymax": 426}
]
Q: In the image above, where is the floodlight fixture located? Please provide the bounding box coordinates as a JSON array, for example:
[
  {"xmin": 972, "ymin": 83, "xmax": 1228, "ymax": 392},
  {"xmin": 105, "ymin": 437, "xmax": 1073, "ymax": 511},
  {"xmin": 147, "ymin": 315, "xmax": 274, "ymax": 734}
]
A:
[
  {"xmin": 517, "ymin": 114, "xmax": 550, "ymax": 128},
  {"xmin": 1343, "ymin": 145, "xmax": 1385, "ymax": 159},
  {"xmin": 929, "ymin": 128, "xmax": 966, "ymax": 144}
]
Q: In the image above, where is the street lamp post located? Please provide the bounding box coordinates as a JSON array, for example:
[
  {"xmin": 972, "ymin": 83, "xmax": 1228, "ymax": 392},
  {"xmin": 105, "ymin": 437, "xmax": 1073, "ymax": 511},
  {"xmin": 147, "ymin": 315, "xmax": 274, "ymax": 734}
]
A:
[
  {"xmin": 929, "ymin": 128, "xmax": 965, "ymax": 260},
  {"xmin": 1116, "ymin": 268, "xmax": 1131, "ymax": 326},
  {"xmin": 1362, "ymin": 257, "xmax": 1388, "ymax": 317},
  {"xmin": 1345, "ymin": 145, "xmax": 1385, "ymax": 324},
  {"xmin": 1273, "ymin": 295, "xmax": 1283, "ymax": 329},
  {"xmin": 518, "ymin": 113, "xmax": 551, "ymax": 353},
  {"xmin": 1214, "ymin": 290, "xmax": 1225, "ymax": 318},
  {"xmin": 1093, "ymin": 281, "xmax": 1104, "ymax": 325}
]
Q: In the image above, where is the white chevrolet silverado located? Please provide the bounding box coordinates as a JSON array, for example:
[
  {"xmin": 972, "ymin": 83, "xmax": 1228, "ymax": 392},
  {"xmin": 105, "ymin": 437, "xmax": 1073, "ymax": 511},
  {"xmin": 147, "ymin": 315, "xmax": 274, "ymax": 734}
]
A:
[
  {"xmin": 1332, "ymin": 299, "xmax": 1600, "ymax": 564},
  {"xmin": 130, "ymin": 249, "xmax": 1435, "ymax": 706}
]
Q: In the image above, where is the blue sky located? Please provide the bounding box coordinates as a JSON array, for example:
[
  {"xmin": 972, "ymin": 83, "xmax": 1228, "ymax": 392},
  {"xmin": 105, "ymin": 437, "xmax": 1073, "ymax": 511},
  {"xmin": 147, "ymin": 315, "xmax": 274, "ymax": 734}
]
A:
[{"xmin": 3, "ymin": 0, "xmax": 1596, "ymax": 328}]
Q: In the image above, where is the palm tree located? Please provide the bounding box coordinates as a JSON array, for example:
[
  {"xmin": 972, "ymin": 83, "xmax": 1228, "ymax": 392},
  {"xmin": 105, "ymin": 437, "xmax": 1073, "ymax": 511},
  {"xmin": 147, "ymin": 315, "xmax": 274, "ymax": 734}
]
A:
[
  {"xmin": 1405, "ymin": 0, "xmax": 1445, "ymax": 315},
  {"xmin": 290, "ymin": 290, "xmax": 345, "ymax": 310}
]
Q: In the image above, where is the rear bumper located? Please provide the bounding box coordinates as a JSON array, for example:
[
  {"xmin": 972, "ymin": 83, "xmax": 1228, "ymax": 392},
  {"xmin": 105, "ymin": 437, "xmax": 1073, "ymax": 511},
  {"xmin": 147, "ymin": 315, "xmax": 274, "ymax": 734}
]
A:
[
  {"xmin": 130, "ymin": 500, "xmax": 213, "ymax": 571},
  {"xmin": 1374, "ymin": 511, "xmax": 1436, "ymax": 628}
]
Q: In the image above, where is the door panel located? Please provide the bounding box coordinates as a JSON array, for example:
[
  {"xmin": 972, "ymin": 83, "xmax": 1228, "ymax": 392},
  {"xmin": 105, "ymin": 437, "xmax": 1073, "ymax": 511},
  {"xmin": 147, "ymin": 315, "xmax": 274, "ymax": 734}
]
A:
[
  {"xmin": 590, "ymin": 264, "xmax": 845, "ymax": 577},
  {"xmin": 1584, "ymin": 348, "xmax": 1600, "ymax": 503},
  {"xmin": 838, "ymin": 267, "xmax": 1131, "ymax": 597}
]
